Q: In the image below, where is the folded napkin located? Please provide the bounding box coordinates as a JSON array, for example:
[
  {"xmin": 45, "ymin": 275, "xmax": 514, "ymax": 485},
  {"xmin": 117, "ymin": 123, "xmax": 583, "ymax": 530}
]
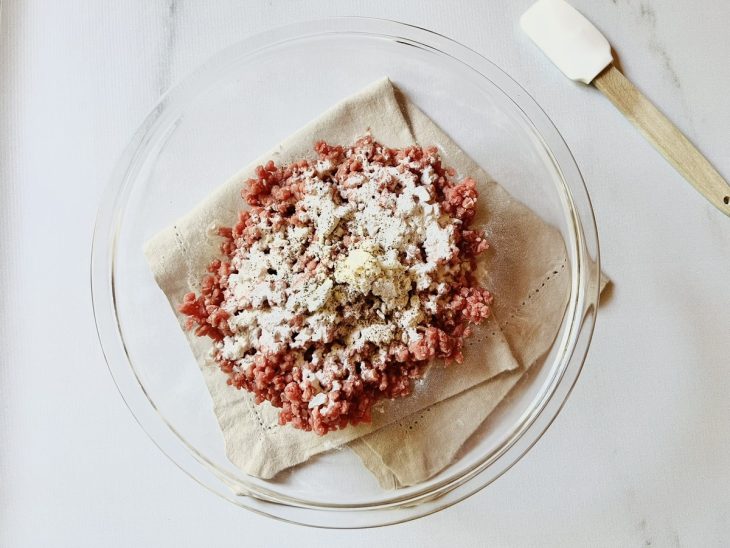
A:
[{"xmin": 145, "ymin": 78, "xmax": 596, "ymax": 485}]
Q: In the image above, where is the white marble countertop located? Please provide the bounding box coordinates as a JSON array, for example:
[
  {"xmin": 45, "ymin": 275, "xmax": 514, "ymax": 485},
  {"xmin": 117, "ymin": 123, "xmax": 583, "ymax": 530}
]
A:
[{"xmin": 1, "ymin": 0, "xmax": 728, "ymax": 546}]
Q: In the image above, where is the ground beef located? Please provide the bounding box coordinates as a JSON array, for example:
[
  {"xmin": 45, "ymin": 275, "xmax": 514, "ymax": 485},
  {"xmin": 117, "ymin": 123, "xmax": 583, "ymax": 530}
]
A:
[{"xmin": 180, "ymin": 136, "xmax": 493, "ymax": 435}]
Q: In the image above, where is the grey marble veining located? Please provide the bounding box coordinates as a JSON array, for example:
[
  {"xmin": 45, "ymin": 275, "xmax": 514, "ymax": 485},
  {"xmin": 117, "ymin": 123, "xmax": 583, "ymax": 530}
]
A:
[
  {"xmin": 637, "ymin": 2, "xmax": 682, "ymax": 88},
  {"xmin": 155, "ymin": 0, "xmax": 179, "ymax": 95}
]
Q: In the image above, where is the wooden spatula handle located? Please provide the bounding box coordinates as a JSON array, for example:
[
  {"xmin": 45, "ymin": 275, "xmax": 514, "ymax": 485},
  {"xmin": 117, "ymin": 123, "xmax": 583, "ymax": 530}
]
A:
[{"xmin": 593, "ymin": 64, "xmax": 730, "ymax": 217}]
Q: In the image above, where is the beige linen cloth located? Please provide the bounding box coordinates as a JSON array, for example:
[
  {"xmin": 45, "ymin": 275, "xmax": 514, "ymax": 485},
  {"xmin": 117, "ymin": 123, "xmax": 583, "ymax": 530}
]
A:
[{"xmin": 145, "ymin": 78, "xmax": 602, "ymax": 488}]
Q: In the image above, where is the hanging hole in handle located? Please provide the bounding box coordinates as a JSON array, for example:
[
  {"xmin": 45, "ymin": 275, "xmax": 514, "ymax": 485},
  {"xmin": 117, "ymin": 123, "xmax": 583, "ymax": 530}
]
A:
[{"xmin": 724, "ymin": 196, "xmax": 729, "ymax": 205}]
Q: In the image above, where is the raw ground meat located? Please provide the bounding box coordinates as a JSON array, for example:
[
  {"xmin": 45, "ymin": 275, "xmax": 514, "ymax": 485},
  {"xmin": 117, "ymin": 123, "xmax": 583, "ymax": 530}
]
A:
[{"xmin": 180, "ymin": 136, "xmax": 493, "ymax": 435}]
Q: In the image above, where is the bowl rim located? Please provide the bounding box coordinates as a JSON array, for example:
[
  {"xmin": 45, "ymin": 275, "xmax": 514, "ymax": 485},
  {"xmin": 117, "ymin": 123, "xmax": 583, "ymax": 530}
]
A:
[{"xmin": 91, "ymin": 15, "xmax": 600, "ymax": 528}]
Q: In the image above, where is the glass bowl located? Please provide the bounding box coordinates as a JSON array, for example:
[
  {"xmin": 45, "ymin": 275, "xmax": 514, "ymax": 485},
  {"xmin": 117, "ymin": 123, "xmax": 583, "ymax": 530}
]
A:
[{"xmin": 91, "ymin": 17, "xmax": 600, "ymax": 528}]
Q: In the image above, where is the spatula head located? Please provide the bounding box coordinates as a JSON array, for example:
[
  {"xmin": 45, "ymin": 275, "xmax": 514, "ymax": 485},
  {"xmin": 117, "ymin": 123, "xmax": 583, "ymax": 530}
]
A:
[{"xmin": 521, "ymin": 0, "xmax": 613, "ymax": 84}]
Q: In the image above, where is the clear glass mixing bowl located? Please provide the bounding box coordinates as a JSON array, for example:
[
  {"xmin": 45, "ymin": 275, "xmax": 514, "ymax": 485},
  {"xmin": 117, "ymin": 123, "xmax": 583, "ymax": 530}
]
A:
[{"xmin": 91, "ymin": 17, "xmax": 600, "ymax": 528}]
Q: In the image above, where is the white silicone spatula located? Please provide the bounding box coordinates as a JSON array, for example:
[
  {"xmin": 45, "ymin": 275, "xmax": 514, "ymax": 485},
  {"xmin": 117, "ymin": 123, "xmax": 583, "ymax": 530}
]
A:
[{"xmin": 521, "ymin": 0, "xmax": 730, "ymax": 217}]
